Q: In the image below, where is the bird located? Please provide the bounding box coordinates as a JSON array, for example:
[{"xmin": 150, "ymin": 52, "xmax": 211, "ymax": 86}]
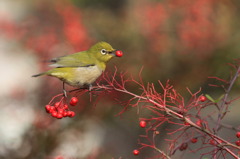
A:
[{"xmin": 32, "ymin": 41, "xmax": 123, "ymax": 94}]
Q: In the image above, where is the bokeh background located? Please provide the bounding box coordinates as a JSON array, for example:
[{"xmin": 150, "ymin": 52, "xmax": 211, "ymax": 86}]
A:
[{"xmin": 0, "ymin": 0, "xmax": 240, "ymax": 158}]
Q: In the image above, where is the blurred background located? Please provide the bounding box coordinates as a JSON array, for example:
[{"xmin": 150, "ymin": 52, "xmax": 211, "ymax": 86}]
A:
[{"xmin": 0, "ymin": 0, "xmax": 240, "ymax": 158}]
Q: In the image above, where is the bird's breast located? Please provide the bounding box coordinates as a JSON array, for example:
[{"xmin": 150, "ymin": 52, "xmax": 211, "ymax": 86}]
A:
[{"xmin": 70, "ymin": 65, "xmax": 103, "ymax": 87}]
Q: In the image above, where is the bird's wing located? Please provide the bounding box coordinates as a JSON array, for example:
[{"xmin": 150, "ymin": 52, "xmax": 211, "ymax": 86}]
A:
[{"xmin": 49, "ymin": 51, "xmax": 95, "ymax": 67}]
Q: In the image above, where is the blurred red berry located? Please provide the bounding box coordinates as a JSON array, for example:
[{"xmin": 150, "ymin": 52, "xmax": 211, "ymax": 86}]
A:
[
  {"xmin": 45, "ymin": 105, "xmax": 51, "ymax": 113},
  {"xmin": 63, "ymin": 104, "xmax": 69, "ymax": 110},
  {"xmin": 191, "ymin": 138, "xmax": 198, "ymax": 143},
  {"xmin": 51, "ymin": 111, "xmax": 58, "ymax": 118},
  {"xmin": 57, "ymin": 113, "xmax": 63, "ymax": 119},
  {"xmin": 62, "ymin": 111, "xmax": 68, "ymax": 117},
  {"xmin": 54, "ymin": 156, "xmax": 64, "ymax": 159},
  {"xmin": 199, "ymin": 95, "xmax": 206, "ymax": 102},
  {"xmin": 139, "ymin": 120, "xmax": 147, "ymax": 128},
  {"xmin": 45, "ymin": 105, "xmax": 51, "ymax": 109},
  {"xmin": 236, "ymin": 140, "xmax": 240, "ymax": 146},
  {"xmin": 58, "ymin": 109, "xmax": 64, "ymax": 115},
  {"xmin": 209, "ymin": 139, "xmax": 216, "ymax": 145},
  {"xmin": 49, "ymin": 106, "xmax": 56, "ymax": 113},
  {"xmin": 196, "ymin": 119, "xmax": 202, "ymax": 127},
  {"xmin": 67, "ymin": 111, "xmax": 75, "ymax": 117},
  {"xmin": 179, "ymin": 143, "xmax": 188, "ymax": 151},
  {"xmin": 55, "ymin": 102, "xmax": 61, "ymax": 107},
  {"xmin": 70, "ymin": 97, "xmax": 78, "ymax": 106},
  {"xmin": 115, "ymin": 50, "xmax": 123, "ymax": 57},
  {"xmin": 133, "ymin": 149, "xmax": 139, "ymax": 155},
  {"xmin": 236, "ymin": 132, "xmax": 240, "ymax": 138}
]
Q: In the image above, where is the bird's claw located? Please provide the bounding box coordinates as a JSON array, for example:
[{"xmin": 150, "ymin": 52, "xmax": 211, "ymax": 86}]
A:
[
  {"xmin": 63, "ymin": 89, "xmax": 67, "ymax": 97},
  {"xmin": 88, "ymin": 84, "xmax": 92, "ymax": 91}
]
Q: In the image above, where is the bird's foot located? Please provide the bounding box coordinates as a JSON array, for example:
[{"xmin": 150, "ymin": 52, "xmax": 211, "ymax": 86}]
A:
[
  {"xmin": 63, "ymin": 89, "xmax": 67, "ymax": 97},
  {"xmin": 62, "ymin": 82, "xmax": 67, "ymax": 97},
  {"xmin": 88, "ymin": 84, "xmax": 92, "ymax": 91}
]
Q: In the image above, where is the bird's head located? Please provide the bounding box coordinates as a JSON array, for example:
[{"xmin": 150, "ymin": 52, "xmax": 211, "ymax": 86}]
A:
[{"xmin": 89, "ymin": 41, "xmax": 120, "ymax": 63}]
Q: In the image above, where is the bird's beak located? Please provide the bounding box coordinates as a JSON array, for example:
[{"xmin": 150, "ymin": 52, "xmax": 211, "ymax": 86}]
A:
[
  {"xmin": 108, "ymin": 49, "xmax": 116, "ymax": 56},
  {"xmin": 108, "ymin": 49, "xmax": 123, "ymax": 57}
]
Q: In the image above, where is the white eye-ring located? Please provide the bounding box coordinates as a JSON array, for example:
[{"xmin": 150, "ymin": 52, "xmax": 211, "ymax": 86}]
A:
[{"xmin": 101, "ymin": 49, "xmax": 107, "ymax": 55}]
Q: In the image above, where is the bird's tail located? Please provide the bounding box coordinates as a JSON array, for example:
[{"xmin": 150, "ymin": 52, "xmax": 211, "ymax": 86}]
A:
[{"xmin": 32, "ymin": 72, "xmax": 45, "ymax": 77}]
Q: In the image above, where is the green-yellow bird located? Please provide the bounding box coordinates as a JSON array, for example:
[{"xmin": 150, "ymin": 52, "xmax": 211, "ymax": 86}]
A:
[{"xmin": 32, "ymin": 41, "xmax": 123, "ymax": 90}]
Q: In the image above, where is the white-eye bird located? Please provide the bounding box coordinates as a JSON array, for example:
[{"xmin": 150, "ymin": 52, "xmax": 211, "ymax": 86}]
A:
[{"xmin": 32, "ymin": 41, "xmax": 123, "ymax": 91}]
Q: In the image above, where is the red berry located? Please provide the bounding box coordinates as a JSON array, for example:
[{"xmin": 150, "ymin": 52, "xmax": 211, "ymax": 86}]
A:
[
  {"xmin": 70, "ymin": 97, "xmax": 78, "ymax": 106},
  {"xmin": 63, "ymin": 104, "xmax": 69, "ymax": 110},
  {"xmin": 56, "ymin": 113, "xmax": 63, "ymax": 119},
  {"xmin": 133, "ymin": 149, "xmax": 139, "ymax": 155},
  {"xmin": 236, "ymin": 140, "xmax": 240, "ymax": 146},
  {"xmin": 139, "ymin": 120, "xmax": 147, "ymax": 128},
  {"xmin": 196, "ymin": 119, "xmax": 202, "ymax": 127},
  {"xmin": 199, "ymin": 95, "xmax": 206, "ymax": 102},
  {"xmin": 236, "ymin": 132, "xmax": 240, "ymax": 138},
  {"xmin": 55, "ymin": 102, "xmax": 61, "ymax": 107},
  {"xmin": 51, "ymin": 111, "xmax": 58, "ymax": 118},
  {"xmin": 179, "ymin": 143, "xmax": 188, "ymax": 151},
  {"xmin": 67, "ymin": 111, "xmax": 75, "ymax": 117},
  {"xmin": 191, "ymin": 138, "xmax": 198, "ymax": 143},
  {"xmin": 184, "ymin": 121, "xmax": 190, "ymax": 126},
  {"xmin": 49, "ymin": 106, "xmax": 56, "ymax": 113},
  {"xmin": 62, "ymin": 111, "xmax": 68, "ymax": 117},
  {"xmin": 235, "ymin": 140, "xmax": 240, "ymax": 146},
  {"xmin": 115, "ymin": 50, "xmax": 123, "ymax": 57},
  {"xmin": 58, "ymin": 109, "xmax": 64, "ymax": 115},
  {"xmin": 209, "ymin": 139, "xmax": 216, "ymax": 145},
  {"xmin": 45, "ymin": 105, "xmax": 51, "ymax": 113}
]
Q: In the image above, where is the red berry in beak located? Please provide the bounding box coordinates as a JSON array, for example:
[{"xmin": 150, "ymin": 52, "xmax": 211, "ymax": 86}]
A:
[{"xmin": 115, "ymin": 50, "xmax": 123, "ymax": 57}]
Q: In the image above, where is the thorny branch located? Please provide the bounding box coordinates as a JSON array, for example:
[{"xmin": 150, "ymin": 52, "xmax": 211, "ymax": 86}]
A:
[
  {"xmin": 49, "ymin": 63, "xmax": 240, "ymax": 159},
  {"xmin": 90, "ymin": 65, "xmax": 240, "ymax": 159}
]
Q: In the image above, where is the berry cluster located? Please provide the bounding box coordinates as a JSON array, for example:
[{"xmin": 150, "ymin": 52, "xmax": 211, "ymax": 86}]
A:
[
  {"xmin": 235, "ymin": 132, "xmax": 240, "ymax": 146},
  {"xmin": 45, "ymin": 97, "xmax": 78, "ymax": 119}
]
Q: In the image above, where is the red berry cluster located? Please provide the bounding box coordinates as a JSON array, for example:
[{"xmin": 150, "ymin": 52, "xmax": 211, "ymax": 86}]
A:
[
  {"xmin": 235, "ymin": 132, "xmax": 240, "ymax": 146},
  {"xmin": 45, "ymin": 97, "xmax": 78, "ymax": 119}
]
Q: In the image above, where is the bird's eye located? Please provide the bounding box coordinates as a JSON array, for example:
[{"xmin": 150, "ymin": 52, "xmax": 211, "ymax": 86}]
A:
[{"xmin": 101, "ymin": 49, "xmax": 107, "ymax": 55}]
